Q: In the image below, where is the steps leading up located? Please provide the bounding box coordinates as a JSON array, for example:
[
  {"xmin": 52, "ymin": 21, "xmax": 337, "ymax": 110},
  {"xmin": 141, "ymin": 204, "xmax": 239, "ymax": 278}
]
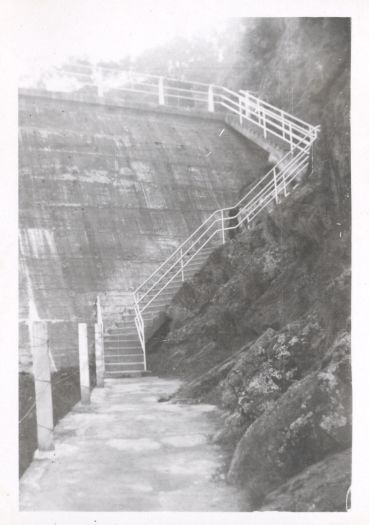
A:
[{"xmin": 102, "ymin": 245, "xmax": 216, "ymax": 376}]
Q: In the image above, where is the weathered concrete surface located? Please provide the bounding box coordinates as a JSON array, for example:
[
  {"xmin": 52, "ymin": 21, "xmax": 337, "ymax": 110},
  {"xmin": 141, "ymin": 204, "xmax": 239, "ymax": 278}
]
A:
[
  {"xmin": 19, "ymin": 91, "xmax": 269, "ymax": 370},
  {"xmin": 19, "ymin": 377, "xmax": 241, "ymax": 511}
]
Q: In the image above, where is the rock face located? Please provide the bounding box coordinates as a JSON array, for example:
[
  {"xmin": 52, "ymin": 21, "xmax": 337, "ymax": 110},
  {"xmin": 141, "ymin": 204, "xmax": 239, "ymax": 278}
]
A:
[
  {"xmin": 227, "ymin": 333, "xmax": 351, "ymax": 506},
  {"xmin": 259, "ymin": 448, "xmax": 351, "ymax": 512},
  {"xmin": 147, "ymin": 18, "xmax": 351, "ymax": 511}
]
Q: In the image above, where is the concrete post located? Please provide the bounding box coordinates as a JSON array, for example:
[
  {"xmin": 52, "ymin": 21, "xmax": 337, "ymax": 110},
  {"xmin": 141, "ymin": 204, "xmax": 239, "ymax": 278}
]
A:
[
  {"xmin": 158, "ymin": 77, "xmax": 165, "ymax": 106},
  {"xmin": 208, "ymin": 85, "xmax": 214, "ymax": 112},
  {"xmin": 30, "ymin": 321, "xmax": 54, "ymax": 451},
  {"xmin": 94, "ymin": 323, "xmax": 105, "ymax": 387},
  {"xmin": 78, "ymin": 323, "xmax": 90, "ymax": 404},
  {"xmin": 96, "ymin": 295, "xmax": 103, "ymax": 325}
]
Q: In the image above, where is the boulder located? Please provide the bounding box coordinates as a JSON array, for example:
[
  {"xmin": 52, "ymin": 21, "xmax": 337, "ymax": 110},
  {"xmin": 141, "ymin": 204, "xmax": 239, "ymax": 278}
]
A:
[
  {"xmin": 259, "ymin": 448, "xmax": 351, "ymax": 512},
  {"xmin": 227, "ymin": 337, "xmax": 351, "ymax": 507}
]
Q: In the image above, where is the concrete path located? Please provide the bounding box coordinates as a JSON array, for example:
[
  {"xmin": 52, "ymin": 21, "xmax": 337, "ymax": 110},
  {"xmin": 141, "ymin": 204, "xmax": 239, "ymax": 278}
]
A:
[{"xmin": 20, "ymin": 377, "xmax": 241, "ymax": 511}]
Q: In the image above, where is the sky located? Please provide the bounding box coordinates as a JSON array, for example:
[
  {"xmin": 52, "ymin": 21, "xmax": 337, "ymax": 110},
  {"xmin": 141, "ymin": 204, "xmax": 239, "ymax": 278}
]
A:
[{"xmin": 16, "ymin": 0, "xmax": 228, "ymax": 78}]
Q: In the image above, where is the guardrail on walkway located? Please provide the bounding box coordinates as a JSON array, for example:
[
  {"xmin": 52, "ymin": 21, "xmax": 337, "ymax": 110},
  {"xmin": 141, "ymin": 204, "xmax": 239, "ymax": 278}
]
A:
[
  {"xmin": 20, "ymin": 65, "xmax": 318, "ymax": 152},
  {"xmin": 20, "ymin": 65, "xmax": 320, "ymax": 364}
]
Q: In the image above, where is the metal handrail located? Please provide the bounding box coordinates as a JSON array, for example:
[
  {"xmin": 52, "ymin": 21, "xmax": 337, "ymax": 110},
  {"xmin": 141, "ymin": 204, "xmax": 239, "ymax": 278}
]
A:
[
  {"xmin": 21, "ymin": 67, "xmax": 319, "ymax": 363},
  {"xmin": 134, "ymin": 133, "xmax": 313, "ymax": 314}
]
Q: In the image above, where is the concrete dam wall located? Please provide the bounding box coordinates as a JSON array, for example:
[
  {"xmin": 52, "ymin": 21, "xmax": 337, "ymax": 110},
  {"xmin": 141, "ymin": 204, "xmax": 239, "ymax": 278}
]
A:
[{"xmin": 19, "ymin": 91, "xmax": 269, "ymax": 370}]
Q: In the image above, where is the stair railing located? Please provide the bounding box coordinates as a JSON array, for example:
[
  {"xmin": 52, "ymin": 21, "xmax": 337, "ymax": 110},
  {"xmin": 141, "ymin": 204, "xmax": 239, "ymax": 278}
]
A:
[
  {"xmin": 20, "ymin": 66, "xmax": 318, "ymax": 152},
  {"xmin": 22, "ymin": 66, "xmax": 319, "ymax": 357},
  {"xmin": 132, "ymin": 129, "xmax": 318, "ymax": 354}
]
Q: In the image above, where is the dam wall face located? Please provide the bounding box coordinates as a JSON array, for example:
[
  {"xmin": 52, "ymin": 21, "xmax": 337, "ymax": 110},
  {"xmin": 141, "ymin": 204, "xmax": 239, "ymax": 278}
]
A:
[{"xmin": 19, "ymin": 91, "xmax": 268, "ymax": 370}]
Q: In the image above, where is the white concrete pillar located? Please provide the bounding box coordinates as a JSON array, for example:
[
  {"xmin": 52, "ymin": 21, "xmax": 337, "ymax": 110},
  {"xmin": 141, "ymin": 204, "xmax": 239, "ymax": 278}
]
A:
[
  {"xmin": 30, "ymin": 321, "xmax": 54, "ymax": 451},
  {"xmin": 78, "ymin": 323, "xmax": 90, "ymax": 404},
  {"xmin": 94, "ymin": 323, "xmax": 105, "ymax": 387}
]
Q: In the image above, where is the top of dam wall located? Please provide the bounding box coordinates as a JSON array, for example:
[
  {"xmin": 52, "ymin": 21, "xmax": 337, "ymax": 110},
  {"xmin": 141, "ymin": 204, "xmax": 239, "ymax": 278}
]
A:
[{"xmin": 19, "ymin": 90, "xmax": 269, "ymax": 368}]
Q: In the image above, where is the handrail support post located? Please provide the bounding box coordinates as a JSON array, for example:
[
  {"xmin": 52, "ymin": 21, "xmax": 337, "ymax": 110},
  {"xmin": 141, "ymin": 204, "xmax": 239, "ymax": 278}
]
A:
[
  {"xmin": 208, "ymin": 85, "xmax": 214, "ymax": 112},
  {"xmin": 180, "ymin": 248, "xmax": 184, "ymax": 281},
  {"xmin": 221, "ymin": 210, "xmax": 225, "ymax": 244},
  {"xmin": 273, "ymin": 168, "xmax": 279, "ymax": 204},
  {"xmin": 289, "ymin": 122, "xmax": 294, "ymax": 152},
  {"xmin": 158, "ymin": 77, "xmax": 165, "ymax": 106}
]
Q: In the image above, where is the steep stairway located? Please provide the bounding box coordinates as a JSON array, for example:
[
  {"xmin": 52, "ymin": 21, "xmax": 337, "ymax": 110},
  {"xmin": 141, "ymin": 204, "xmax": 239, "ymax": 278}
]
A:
[{"xmin": 103, "ymin": 246, "xmax": 215, "ymax": 377}]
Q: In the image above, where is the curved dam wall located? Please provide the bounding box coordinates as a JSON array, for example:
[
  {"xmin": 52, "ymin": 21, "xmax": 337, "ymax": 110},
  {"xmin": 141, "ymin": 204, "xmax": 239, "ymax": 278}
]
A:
[{"xmin": 19, "ymin": 90, "xmax": 269, "ymax": 370}]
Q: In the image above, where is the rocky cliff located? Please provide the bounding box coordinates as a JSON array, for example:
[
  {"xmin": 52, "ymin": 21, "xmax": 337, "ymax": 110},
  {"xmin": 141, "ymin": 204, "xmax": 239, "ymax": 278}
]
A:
[{"xmin": 147, "ymin": 18, "xmax": 351, "ymax": 511}]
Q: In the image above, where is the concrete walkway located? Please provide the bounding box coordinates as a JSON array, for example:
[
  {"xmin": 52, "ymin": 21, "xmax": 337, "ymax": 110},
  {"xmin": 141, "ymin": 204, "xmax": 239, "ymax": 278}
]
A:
[{"xmin": 20, "ymin": 377, "xmax": 241, "ymax": 511}]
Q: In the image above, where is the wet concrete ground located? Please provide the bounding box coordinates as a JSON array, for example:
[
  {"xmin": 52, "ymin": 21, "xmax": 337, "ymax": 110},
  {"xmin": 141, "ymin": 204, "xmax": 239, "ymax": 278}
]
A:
[{"xmin": 20, "ymin": 377, "xmax": 241, "ymax": 511}]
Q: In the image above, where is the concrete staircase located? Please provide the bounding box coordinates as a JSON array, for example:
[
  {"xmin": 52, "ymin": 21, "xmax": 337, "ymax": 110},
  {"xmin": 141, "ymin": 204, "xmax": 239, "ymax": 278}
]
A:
[{"xmin": 103, "ymin": 246, "xmax": 215, "ymax": 377}]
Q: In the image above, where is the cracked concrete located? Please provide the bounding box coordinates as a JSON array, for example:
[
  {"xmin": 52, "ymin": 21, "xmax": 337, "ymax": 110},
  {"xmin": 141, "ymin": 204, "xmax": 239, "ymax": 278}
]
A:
[{"xmin": 20, "ymin": 376, "xmax": 241, "ymax": 511}]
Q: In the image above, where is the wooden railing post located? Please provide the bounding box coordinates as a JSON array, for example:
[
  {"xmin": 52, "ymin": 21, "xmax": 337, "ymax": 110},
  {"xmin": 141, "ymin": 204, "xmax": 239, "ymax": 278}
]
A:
[
  {"xmin": 30, "ymin": 321, "xmax": 54, "ymax": 451},
  {"xmin": 78, "ymin": 323, "xmax": 90, "ymax": 404},
  {"xmin": 158, "ymin": 77, "xmax": 165, "ymax": 105},
  {"xmin": 94, "ymin": 323, "xmax": 104, "ymax": 387},
  {"xmin": 208, "ymin": 85, "xmax": 214, "ymax": 112}
]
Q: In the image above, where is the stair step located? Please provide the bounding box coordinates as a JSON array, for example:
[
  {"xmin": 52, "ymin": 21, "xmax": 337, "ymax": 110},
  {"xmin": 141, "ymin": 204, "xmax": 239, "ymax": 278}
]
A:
[
  {"xmin": 104, "ymin": 371, "xmax": 148, "ymax": 378},
  {"xmin": 104, "ymin": 347, "xmax": 141, "ymax": 354},
  {"xmin": 104, "ymin": 340, "xmax": 139, "ymax": 347},
  {"xmin": 105, "ymin": 357, "xmax": 144, "ymax": 365},
  {"xmin": 105, "ymin": 363, "xmax": 145, "ymax": 372},
  {"xmin": 105, "ymin": 329, "xmax": 137, "ymax": 335},
  {"xmin": 104, "ymin": 335, "xmax": 139, "ymax": 341},
  {"xmin": 104, "ymin": 353, "xmax": 143, "ymax": 360},
  {"xmin": 105, "ymin": 354, "xmax": 142, "ymax": 360}
]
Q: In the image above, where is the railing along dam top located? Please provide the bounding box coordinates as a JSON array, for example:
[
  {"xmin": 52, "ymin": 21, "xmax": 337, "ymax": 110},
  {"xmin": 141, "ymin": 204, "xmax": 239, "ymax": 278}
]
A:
[{"xmin": 20, "ymin": 65, "xmax": 320, "ymax": 367}]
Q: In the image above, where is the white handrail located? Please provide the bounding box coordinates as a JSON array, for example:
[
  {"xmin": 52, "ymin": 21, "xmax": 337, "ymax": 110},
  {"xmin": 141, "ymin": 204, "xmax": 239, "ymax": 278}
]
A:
[
  {"xmin": 21, "ymin": 67, "xmax": 319, "ymax": 361},
  {"xmin": 20, "ymin": 66, "xmax": 316, "ymax": 145},
  {"xmin": 134, "ymin": 134, "xmax": 314, "ymax": 315}
]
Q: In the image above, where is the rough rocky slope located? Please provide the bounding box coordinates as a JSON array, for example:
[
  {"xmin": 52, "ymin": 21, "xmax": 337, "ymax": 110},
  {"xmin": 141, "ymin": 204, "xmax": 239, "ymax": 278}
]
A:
[{"xmin": 147, "ymin": 18, "xmax": 351, "ymax": 511}]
